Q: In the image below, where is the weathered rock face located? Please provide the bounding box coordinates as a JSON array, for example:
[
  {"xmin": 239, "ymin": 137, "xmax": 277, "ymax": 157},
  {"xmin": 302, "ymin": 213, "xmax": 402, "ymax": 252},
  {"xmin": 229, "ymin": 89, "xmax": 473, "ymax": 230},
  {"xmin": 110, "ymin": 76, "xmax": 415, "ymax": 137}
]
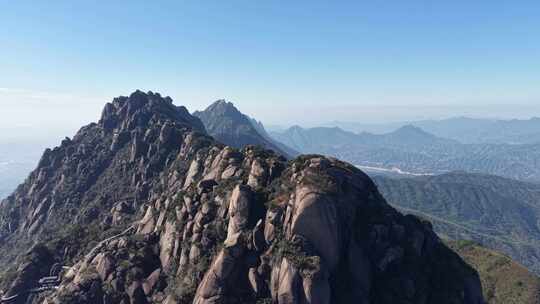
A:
[
  {"xmin": 51, "ymin": 233, "xmax": 164, "ymax": 304},
  {"xmin": 0, "ymin": 91, "xmax": 208, "ymax": 300},
  {"xmin": 192, "ymin": 156, "xmax": 484, "ymax": 304},
  {"xmin": 0, "ymin": 91, "xmax": 484, "ymax": 304}
]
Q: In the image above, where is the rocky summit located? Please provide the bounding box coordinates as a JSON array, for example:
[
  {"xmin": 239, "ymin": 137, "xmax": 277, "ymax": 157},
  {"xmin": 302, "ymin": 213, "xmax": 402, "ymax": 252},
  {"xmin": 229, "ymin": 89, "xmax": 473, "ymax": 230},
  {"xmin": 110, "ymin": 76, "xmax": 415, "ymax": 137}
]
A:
[
  {"xmin": 193, "ymin": 100, "xmax": 296, "ymax": 158},
  {"xmin": 0, "ymin": 91, "xmax": 484, "ymax": 304}
]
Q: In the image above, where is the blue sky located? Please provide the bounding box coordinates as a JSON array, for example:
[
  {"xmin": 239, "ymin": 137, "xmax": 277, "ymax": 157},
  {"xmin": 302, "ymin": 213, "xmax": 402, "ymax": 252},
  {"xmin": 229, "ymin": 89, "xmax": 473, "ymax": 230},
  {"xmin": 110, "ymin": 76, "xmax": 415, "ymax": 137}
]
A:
[{"xmin": 1, "ymin": 1, "xmax": 539, "ymax": 127}]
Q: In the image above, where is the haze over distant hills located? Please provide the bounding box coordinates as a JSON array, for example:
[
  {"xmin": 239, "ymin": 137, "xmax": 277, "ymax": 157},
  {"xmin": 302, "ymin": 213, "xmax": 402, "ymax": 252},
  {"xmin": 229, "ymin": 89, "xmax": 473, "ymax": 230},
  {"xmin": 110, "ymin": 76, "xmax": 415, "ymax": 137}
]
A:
[
  {"xmin": 271, "ymin": 124, "xmax": 457, "ymax": 153},
  {"xmin": 270, "ymin": 124, "xmax": 540, "ymax": 182},
  {"xmin": 321, "ymin": 116, "xmax": 540, "ymax": 144}
]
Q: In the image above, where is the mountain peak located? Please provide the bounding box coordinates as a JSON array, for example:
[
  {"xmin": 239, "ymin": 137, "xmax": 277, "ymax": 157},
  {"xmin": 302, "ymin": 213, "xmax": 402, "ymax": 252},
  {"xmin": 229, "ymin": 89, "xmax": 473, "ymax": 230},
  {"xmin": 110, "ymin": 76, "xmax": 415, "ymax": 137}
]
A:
[
  {"xmin": 212, "ymin": 98, "xmax": 230, "ymax": 106},
  {"xmin": 206, "ymin": 99, "xmax": 238, "ymax": 111},
  {"xmin": 395, "ymin": 124, "xmax": 429, "ymax": 134},
  {"xmin": 390, "ymin": 124, "xmax": 439, "ymax": 140},
  {"xmin": 99, "ymin": 90, "xmax": 205, "ymax": 132},
  {"xmin": 194, "ymin": 100, "xmax": 296, "ymax": 157}
]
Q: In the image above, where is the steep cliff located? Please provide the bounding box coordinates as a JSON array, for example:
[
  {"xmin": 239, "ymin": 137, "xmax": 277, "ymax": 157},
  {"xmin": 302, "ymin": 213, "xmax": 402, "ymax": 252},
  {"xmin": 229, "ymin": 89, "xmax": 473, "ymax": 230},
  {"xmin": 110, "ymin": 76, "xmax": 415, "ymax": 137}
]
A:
[{"xmin": 0, "ymin": 91, "xmax": 483, "ymax": 304}]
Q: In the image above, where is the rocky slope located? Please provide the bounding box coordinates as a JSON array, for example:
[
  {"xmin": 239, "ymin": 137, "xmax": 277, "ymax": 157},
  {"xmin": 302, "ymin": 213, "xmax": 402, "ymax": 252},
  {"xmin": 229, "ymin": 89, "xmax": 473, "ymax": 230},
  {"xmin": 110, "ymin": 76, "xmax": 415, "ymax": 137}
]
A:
[
  {"xmin": 0, "ymin": 91, "xmax": 484, "ymax": 304},
  {"xmin": 448, "ymin": 240, "xmax": 540, "ymax": 304},
  {"xmin": 374, "ymin": 172, "xmax": 540, "ymax": 275},
  {"xmin": 194, "ymin": 100, "xmax": 296, "ymax": 158}
]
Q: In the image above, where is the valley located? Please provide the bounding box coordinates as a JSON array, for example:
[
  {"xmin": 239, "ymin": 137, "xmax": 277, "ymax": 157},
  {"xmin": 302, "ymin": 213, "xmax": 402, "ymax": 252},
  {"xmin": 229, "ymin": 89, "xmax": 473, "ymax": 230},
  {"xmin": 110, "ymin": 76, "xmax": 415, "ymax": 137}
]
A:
[{"xmin": 270, "ymin": 125, "xmax": 540, "ymax": 183}]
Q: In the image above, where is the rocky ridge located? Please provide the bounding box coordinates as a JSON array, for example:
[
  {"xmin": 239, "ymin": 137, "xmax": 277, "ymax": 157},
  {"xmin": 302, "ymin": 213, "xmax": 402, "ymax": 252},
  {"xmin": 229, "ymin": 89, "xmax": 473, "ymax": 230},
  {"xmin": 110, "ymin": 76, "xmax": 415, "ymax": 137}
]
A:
[
  {"xmin": 194, "ymin": 100, "xmax": 296, "ymax": 158},
  {"xmin": 0, "ymin": 91, "xmax": 484, "ymax": 304}
]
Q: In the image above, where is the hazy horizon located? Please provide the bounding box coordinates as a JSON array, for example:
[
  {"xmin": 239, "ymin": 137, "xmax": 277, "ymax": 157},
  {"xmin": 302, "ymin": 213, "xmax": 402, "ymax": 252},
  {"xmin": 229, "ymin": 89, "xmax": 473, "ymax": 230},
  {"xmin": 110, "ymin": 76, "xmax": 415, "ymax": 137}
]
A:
[
  {"xmin": 2, "ymin": 90, "xmax": 540, "ymax": 140},
  {"xmin": 1, "ymin": 1, "xmax": 539, "ymax": 130},
  {"xmin": 1, "ymin": 88, "xmax": 540, "ymax": 142}
]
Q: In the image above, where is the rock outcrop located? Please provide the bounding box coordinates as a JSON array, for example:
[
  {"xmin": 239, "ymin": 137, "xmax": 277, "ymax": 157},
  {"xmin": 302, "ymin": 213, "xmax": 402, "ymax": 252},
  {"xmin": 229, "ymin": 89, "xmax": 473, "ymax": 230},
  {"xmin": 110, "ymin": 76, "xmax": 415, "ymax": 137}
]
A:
[{"xmin": 0, "ymin": 91, "xmax": 484, "ymax": 304}]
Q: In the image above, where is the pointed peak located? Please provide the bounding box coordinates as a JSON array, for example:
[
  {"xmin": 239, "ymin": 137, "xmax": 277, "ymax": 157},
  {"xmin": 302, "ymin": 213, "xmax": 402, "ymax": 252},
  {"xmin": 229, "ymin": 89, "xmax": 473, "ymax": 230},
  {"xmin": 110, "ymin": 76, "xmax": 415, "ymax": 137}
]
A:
[
  {"xmin": 214, "ymin": 99, "xmax": 229, "ymax": 105},
  {"xmin": 196, "ymin": 99, "xmax": 245, "ymax": 120},
  {"xmin": 206, "ymin": 99, "xmax": 237, "ymax": 111}
]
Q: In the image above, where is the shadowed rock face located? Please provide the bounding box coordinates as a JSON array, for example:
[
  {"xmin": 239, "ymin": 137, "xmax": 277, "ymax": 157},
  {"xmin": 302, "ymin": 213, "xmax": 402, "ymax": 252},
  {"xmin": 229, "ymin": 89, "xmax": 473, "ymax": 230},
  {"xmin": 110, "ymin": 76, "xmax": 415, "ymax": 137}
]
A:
[{"xmin": 0, "ymin": 91, "xmax": 484, "ymax": 304}]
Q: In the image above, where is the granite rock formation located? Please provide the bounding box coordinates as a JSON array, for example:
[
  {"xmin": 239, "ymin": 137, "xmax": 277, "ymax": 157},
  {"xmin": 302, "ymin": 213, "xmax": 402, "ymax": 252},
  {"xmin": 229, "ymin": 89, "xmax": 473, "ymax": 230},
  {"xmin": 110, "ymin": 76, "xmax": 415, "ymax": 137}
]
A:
[{"xmin": 0, "ymin": 91, "xmax": 484, "ymax": 304}]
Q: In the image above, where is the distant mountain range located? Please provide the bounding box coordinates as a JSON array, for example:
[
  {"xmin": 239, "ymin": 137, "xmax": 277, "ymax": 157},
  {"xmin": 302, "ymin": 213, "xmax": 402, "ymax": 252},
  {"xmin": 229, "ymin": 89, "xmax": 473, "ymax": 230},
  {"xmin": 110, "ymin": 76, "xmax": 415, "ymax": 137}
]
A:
[
  {"xmin": 271, "ymin": 124, "xmax": 457, "ymax": 153},
  {"xmin": 373, "ymin": 171, "xmax": 540, "ymax": 274},
  {"xmin": 322, "ymin": 116, "xmax": 540, "ymax": 144},
  {"xmin": 270, "ymin": 125, "xmax": 540, "ymax": 182}
]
